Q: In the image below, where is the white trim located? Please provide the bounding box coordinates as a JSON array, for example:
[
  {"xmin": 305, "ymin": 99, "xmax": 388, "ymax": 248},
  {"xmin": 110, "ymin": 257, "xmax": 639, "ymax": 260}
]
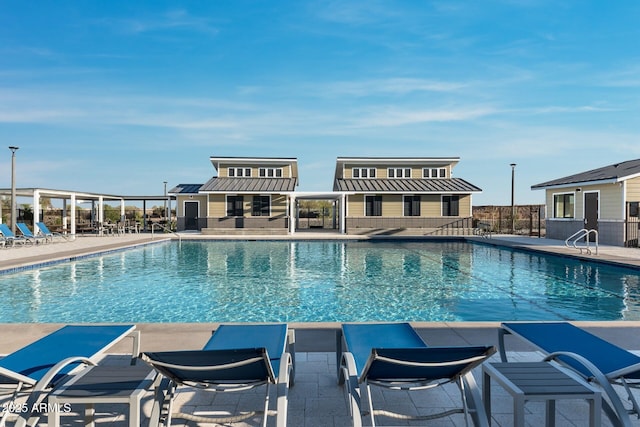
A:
[
  {"xmin": 532, "ymin": 178, "xmax": 618, "ymax": 191},
  {"xmin": 183, "ymin": 200, "xmax": 200, "ymax": 228},
  {"xmin": 582, "ymin": 190, "xmax": 600, "ymax": 222},
  {"xmin": 622, "ymin": 180, "xmax": 627, "ymax": 219},
  {"xmin": 551, "ymin": 191, "xmax": 576, "ymax": 219}
]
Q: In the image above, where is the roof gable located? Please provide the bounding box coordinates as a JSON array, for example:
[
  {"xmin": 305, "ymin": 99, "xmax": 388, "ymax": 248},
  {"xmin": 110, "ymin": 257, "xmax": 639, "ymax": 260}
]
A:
[{"xmin": 532, "ymin": 158, "xmax": 640, "ymax": 190}]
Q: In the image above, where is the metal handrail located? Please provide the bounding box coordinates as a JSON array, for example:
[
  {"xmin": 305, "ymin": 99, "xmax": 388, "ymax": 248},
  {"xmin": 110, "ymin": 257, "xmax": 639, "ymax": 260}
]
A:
[
  {"xmin": 565, "ymin": 228, "xmax": 598, "ymax": 255},
  {"xmin": 151, "ymin": 222, "xmax": 182, "ymax": 243}
]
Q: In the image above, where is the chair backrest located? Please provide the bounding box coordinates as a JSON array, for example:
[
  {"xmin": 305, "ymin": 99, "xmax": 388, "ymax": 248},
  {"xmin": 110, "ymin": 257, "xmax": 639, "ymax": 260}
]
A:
[
  {"xmin": 203, "ymin": 324, "xmax": 289, "ymax": 374},
  {"xmin": 342, "ymin": 323, "xmax": 427, "ymax": 376},
  {"xmin": 141, "ymin": 348, "xmax": 276, "ymax": 386},
  {"xmin": 36, "ymin": 222, "xmax": 52, "ymax": 235},
  {"xmin": 16, "ymin": 223, "xmax": 34, "ymax": 237},
  {"xmin": 0, "ymin": 223, "xmax": 15, "ymax": 238},
  {"xmin": 0, "ymin": 324, "xmax": 135, "ymax": 385},
  {"xmin": 503, "ymin": 322, "xmax": 640, "ymax": 379},
  {"xmin": 361, "ymin": 346, "xmax": 496, "ymax": 383}
]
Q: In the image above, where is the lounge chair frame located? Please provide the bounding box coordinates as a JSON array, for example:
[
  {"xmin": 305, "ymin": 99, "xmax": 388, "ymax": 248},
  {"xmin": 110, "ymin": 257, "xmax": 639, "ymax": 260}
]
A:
[
  {"xmin": 141, "ymin": 324, "xmax": 294, "ymax": 427},
  {"xmin": 0, "ymin": 324, "xmax": 139, "ymax": 427},
  {"xmin": 16, "ymin": 223, "xmax": 47, "ymax": 245},
  {"xmin": 0, "ymin": 223, "xmax": 28, "ymax": 246},
  {"xmin": 337, "ymin": 323, "xmax": 495, "ymax": 427},
  {"xmin": 499, "ymin": 321, "xmax": 640, "ymax": 427},
  {"xmin": 35, "ymin": 222, "xmax": 69, "ymax": 243}
]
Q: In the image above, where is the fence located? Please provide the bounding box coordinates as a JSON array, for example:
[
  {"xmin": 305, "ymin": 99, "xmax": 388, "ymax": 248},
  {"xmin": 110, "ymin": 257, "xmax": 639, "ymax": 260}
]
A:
[
  {"xmin": 626, "ymin": 217, "xmax": 639, "ymax": 248},
  {"xmin": 473, "ymin": 205, "xmax": 546, "ymax": 237}
]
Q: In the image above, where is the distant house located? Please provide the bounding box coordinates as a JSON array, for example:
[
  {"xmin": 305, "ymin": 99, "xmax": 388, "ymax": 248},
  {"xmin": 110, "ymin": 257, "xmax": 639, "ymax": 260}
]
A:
[
  {"xmin": 172, "ymin": 157, "xmax": 298, "ymax": 234},
  {"xmin": 333, "ymin": 157, "xmax": 482, "ymax": 235},
  {"xmin": 532, "ymin": 159, "xmax": 640, "ymax": 246}
]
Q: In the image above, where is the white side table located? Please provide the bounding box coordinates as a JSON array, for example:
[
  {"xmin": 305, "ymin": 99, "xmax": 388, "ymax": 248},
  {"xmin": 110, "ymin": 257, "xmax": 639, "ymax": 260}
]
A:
[
  {"xmin": 48, "ymin": 364, "xmax": 156, "ymax": 427},
  {"xmin": 482, "ymin": 362, "xmax": 601, "ymax": 427}
]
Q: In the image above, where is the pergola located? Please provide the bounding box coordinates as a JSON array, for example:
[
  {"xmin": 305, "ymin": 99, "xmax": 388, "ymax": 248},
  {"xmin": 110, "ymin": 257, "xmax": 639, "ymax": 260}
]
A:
[
  {"xmin": 0, "ymin": 188, "xmax": 175, "ymax": 236},
  {"xmin": 288, "ymin": 191, "xmax": 350, "ymax": 234}
]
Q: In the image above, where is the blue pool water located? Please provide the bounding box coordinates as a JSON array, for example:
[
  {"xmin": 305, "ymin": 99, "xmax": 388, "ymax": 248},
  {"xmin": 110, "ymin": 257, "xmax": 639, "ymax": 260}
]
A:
[{"xmin": 2, "ymin": 240, "xmax": 640, "ymax": 323}]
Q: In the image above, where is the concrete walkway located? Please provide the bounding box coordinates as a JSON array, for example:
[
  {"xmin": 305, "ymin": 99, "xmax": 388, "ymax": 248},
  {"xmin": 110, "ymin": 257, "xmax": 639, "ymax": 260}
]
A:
[{"xmin": 1, "ymin": 233, "xmax": 640, "ymax": 425}]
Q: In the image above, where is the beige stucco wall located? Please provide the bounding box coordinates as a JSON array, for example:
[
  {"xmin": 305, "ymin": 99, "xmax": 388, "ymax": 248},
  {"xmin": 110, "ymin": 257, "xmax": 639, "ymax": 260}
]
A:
[
  {"xmin": 627, "ymin": 177, "xmax": 640, "ymax": 202},
  {"xmin": 209, "ymin": 194, "xmax": 226, "ymax": 217},
  {"xmin": 175, "ymin": 195, "xmax": 207, "ymax": 217},
  {"xmin": 346, "ymin": 193, "xmax": 470, "ymax": 217},
  {"xmin": 208, "ymin": 194, "xmax": 288, "ymax": 217},
  {"xmin": 546, "ymin": 183, "xmax": 625, "ymax": 220}
]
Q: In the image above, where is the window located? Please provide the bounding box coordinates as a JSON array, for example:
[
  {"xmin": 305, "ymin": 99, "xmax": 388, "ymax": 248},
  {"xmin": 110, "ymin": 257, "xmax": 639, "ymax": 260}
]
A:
[
  {"xmin": 258, "ymin": 168, "xmax": 283, "ymax": 178},
  {"xmin": 228, "ymin": 167, "xmax": 251, "ymax": 177},
  {"xmin": 442, "ymin": 195, "xmax": 459, "ymax": 216},
  {"xmin": 252, "ymin": 196, "xmax": 270, "ymax": 216},
  {"xmin": 226, "ymin": 196, "xmax": 244, "ymax": 216},
  {"xmin": 352, "ymin": 168, "xmax": 376, "ymax": 179},
  {"xmin": 423, "ymin": 168, "xmax": 447, "ymax": 178},
  {"xmin": 365, "ymin": 195, "xmax": 382, "ymax": 216},
  {"xmin": 553, "ymin": 193, "xmax": 575, "ymax": 218},
  {"xmin": 388, "ymin": 168, "xmax": 412, "ymax": 178},
  {"xmin": 404, "ymin": 195, "xmax": 421, "ymax": 216}
]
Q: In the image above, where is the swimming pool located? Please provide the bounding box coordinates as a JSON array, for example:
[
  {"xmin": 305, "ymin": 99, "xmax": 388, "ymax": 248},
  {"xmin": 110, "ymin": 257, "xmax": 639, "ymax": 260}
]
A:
[{"xmin": 2, "ymin": 240, "xmax": 640, "ymax": 322}]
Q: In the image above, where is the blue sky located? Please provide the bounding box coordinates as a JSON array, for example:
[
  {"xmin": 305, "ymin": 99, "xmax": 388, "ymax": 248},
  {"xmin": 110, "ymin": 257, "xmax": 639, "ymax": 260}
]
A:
[{"xmin": 1, "ymin": 1, "xmax": 639, "ymax": 205}]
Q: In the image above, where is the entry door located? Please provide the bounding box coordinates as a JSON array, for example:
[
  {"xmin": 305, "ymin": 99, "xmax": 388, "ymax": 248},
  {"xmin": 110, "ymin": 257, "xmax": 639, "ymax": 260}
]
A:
[
  {"xmin": 184, "ymin": 201, "xmax": 199, "ymax": 230},
  {"xmin": 584, "ymin": 192, "xmax": 599, "ymax": 242}
]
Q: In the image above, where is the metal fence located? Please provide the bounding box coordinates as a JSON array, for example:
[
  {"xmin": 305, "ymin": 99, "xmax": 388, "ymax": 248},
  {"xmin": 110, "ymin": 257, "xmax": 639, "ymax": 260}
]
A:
[
  {"xmin": 473, "ymin": 205, "xmax": 546, "ymax": 237},
  {"xmin": 626, "ymin": 217, "xmax": 639, "ymax": 248}
]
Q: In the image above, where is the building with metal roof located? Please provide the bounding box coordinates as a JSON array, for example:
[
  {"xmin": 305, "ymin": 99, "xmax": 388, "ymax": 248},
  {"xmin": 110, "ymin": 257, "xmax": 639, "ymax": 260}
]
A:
[
  {"xmin": 532, "ymin": 158, "xmax": 640, "ymax": 246},
  {"xmin": 171, "ymin": 155, "xmax": 483, "ymax": 235},
  {"xmin": 333, "ymin": 157, "xmax": 481, "ymax": 234}
]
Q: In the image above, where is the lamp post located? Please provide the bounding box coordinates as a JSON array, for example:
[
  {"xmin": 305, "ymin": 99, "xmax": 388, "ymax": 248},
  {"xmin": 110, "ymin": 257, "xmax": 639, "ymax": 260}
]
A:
[
  {"xmin": 8, "ymin": 146, "xmax": 19, "ymax": 234},
  {"xmin": 510, "ymin": 163, "xmax": 516, "ymax": 234}
]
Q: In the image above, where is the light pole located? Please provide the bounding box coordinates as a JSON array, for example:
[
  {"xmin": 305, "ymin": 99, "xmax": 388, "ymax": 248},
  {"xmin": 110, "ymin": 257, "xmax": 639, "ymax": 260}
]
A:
[
  {"xmin": 510, "ymin": 163, "xmax": 516, "ymax": 234},
  {"xmin": 8, "ymin": 146, "xmax": 19, "ymax": 234}
]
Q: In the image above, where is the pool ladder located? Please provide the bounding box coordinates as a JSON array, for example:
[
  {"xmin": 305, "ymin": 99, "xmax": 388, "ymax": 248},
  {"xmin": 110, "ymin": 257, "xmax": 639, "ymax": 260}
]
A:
[
  {"xmin": 151, "ymin": 222, "xmax": 182, "ymax": 243},
  {"xmin": 565, "ymin": 228, "xmax": 598, "ymax": 255}
]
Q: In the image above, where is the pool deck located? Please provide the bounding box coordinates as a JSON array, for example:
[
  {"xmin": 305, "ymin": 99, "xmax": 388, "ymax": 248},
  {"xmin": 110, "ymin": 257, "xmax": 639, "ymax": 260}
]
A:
[{"xmin": 1, "ymin": 232, "xmax": 640, "ymax": 425}]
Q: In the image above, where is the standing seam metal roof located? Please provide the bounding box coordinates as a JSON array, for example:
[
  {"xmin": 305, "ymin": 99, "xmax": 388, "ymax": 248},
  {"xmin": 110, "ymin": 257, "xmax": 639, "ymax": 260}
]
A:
[
  {"xmin": 333, "ymin": 178, "xmax": 482, "ymax": 193},
  {"xmin": 199, "ymin": 177, "xmax": 298, "ymax": 193}
]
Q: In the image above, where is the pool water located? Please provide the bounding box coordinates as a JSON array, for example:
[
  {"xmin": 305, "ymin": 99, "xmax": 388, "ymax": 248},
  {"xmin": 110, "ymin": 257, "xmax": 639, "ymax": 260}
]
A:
[{"xmin": 2, "ymin": 240, "xmax": 640, "ymax": 322}]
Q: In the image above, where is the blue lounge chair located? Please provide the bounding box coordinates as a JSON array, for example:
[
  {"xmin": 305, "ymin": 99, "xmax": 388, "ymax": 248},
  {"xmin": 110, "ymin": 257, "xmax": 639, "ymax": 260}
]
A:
[
  {"xmin": 337, "ymin": 323, "xmax": 495, "ymax": 427},
  {"xmin": 500, "ymin": 322, "xmax": 640, "ymax": 427},
  {"xmin": 35, "ymin": 222, "xmax": 68, "ymax": 243},
  {"xmin": 0, "ymin": 223, "xmax": 28, "ymax": 246},
  {"xmin": 16, "ymin": 222, "xmax": 47, "ymax": 244},
  {"xmin": 0, "ymin": 324, "xmax": 139, "ymax": 427},
  {"xmin": 140, "ymin": 324, "xmax": 295, "ymax": 427}
]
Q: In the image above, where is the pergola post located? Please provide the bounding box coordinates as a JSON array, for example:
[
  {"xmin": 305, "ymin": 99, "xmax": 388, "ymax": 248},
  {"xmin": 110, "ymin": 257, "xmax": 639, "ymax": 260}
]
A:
[
  {"xmin": 70, "ymin": 194, "xmax": 76, "ymax": 238},
  {"xmin": 289, "ymin": 194, "xmax": 296, "ymax": 234},
  {"xmin": 32, "ymin": 189, "xmax": 40, "ymax": 226}
]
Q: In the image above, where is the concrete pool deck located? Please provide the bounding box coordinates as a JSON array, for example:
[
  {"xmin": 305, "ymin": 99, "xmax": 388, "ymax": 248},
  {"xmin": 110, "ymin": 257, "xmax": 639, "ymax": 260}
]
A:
[{"xmin": 1, "ymin": 232, "xmax": 640, "ymax": 425}]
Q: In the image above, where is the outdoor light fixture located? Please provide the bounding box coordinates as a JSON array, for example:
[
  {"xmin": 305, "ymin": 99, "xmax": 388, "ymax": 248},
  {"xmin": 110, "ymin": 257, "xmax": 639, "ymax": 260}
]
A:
[
  {"xmin": 8, "ymin": 146, "xmax": 19, "ymax": 234},
  {"xmin": 510, "ymin": 163, "xmax": 516, "ymax": 234}
]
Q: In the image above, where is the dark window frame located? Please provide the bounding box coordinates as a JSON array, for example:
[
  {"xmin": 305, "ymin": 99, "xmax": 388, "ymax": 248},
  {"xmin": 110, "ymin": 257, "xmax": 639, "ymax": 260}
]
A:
[
  {"xmin": 403, "ymin": 195, "xmax": 421, "ymax": 216},
  {"xmin": 365, "ymin": 195, "xmax": 383, "ymax": 216},
  {"xmin": 252, "ymin": 195, "xmax": 270, "ymax": 217},
  {"xmin": 442, "ymin": 195, "xmax": 460, "ymax": 216},
  {"xmin": 226, "ymin": 196, "xmax": 244, "ymax": 217}
]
